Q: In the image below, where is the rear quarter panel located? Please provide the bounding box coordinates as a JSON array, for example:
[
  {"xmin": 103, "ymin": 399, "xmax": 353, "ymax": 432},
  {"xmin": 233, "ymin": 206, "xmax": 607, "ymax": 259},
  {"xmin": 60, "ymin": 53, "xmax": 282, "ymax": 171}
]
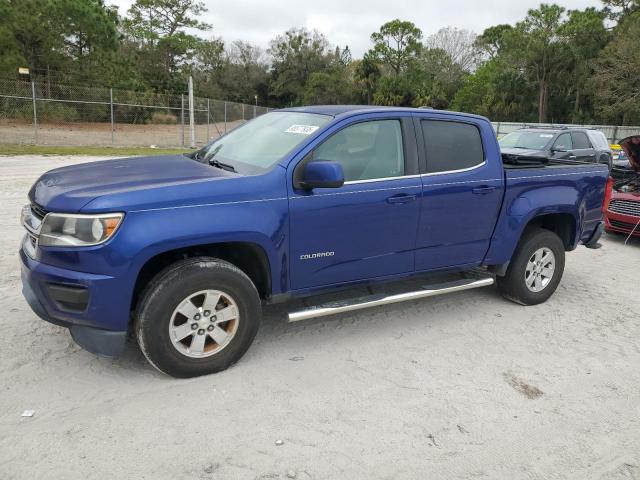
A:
[{"xmin": 484, "ymin": 165, "xmax": 608, "ymax": 265}]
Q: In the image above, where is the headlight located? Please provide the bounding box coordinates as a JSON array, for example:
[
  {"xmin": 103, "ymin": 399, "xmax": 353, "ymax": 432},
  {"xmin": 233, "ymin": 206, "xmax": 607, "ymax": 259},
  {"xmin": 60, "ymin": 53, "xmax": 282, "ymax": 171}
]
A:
[{"xmin": 39, "ymin": 213, "xmax": 124, "ymax": 247}]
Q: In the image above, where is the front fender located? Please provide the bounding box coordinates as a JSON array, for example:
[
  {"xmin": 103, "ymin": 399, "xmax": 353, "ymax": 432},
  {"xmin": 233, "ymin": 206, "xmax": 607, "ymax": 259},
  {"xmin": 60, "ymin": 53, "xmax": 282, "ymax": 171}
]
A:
[{"xmin": 123, "ymin": 199, "xmax": 289, "ymax": 295}]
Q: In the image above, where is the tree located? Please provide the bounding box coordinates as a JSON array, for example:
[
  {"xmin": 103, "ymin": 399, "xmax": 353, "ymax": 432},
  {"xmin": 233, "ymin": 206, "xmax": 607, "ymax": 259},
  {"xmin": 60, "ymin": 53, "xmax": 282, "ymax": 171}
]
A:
[
  {"xmin": 601, "ymin": 0, "xmax": 640, "ymax": 21},
  {"xmin": 506, "ymin": 4, "xmax": 568, "ymax": 122},
  {"xmin": 224, "ymin": 41, "xmax": 269, "ymax": 103},
  {"xmin": 268, "ymin": 28, "xmax": 334, "ymax": 106},
  {"xmin": 0, "ymin": 0, "xmax": 120, "ymax": 81},
  {"xmin": 354, "ymin": 52, "xmax": 381, "ymax": 104},
  {"xmin": 425, "ymin": 27, "xmax": 481, "ymax": 72},
  {"xmin": 303, "ymin": 69, "xmax": 354, "ymax": 104},
  {"xmin": 475, "ymin": 24, "xmax": 513, "ymax": 59},
  {"xmin": 560, "ymin": 8, "xmax": 609, "ymax": 122},
  {"xmin": 413, "ymin": 48, "xmax": 466, "ymax": 109},
  {"xmin": 124, "ymin": 0, "xmax": 211, "ymax": 90},
  {"xmin": 593, "ymin": 13, "xmax": 640, "ymax": 124},
  {"xmin": 451, "ymin": 58, "xmax": 535, "ymax": 121},
  {"xmin": 369, "ymin": 19, "xmax": 422, "ymax": 76}
]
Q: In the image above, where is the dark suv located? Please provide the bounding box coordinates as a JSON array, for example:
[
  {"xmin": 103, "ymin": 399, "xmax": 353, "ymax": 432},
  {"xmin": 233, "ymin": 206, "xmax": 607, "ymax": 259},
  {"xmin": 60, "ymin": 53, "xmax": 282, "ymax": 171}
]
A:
[{"xmin": 499, "ymin": 127, "xmax": 612, "ymax": 168}]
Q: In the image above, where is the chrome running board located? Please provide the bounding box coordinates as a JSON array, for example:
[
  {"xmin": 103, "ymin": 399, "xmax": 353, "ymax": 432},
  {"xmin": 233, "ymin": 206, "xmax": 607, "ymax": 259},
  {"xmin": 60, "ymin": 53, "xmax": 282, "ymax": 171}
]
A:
[{"xmin": 287, "ymin": 277, "xmax": 495, "ymax": 322}]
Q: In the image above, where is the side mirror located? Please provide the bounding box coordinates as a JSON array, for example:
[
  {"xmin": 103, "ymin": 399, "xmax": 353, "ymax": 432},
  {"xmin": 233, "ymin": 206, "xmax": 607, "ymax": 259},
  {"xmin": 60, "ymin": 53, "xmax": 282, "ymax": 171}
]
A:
[
  {"xmin": 302, "ymin": 161, "xmax": 344, "ymax": 189},
  {"xmin": 553, "ymin": 145, "xmax": 568, "ymax": 153}
]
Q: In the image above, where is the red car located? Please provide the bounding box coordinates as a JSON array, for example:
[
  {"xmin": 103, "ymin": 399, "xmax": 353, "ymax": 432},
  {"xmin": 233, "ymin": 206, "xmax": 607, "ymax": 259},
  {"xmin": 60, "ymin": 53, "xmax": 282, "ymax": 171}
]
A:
[{"xmin": 604, "ymin": 135, "xmax": 640, "ymax": 237}]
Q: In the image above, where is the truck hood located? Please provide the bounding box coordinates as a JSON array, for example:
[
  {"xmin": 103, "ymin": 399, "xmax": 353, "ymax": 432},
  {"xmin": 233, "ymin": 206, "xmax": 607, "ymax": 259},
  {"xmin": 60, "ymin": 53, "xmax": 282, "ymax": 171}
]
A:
[
  {"xmin": 500, "ymin": 147, "xmax": 546, "ymax": 157},
  {"xmin": 619, "ymin": 136, "xmax": 640, "ymax": 172},
  {"xmin": 29, "ymin": 154, "xmax": 235, "ymax": 212}
]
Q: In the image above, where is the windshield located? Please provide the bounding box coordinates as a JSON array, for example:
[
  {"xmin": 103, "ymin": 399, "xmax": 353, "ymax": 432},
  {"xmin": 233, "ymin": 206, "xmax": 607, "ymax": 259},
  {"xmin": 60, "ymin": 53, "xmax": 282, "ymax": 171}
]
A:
[
  {"xmin": 499, "ymin": 131, "xmax": 555, "ymax": 150},
  {"xmin": 199, "ymin": 111, "xmax": 331, "ymax": 173}
]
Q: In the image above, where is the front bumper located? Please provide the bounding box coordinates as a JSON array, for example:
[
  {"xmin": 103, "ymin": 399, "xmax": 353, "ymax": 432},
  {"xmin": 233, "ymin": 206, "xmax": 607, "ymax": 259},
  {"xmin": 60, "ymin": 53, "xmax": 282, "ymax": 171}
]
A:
[
  {"xmin": 604, "ymin": 210, "xmax": 640, "ymax": 237},
  {"xmin": 20, "ymin": 247, "xmax": 128, "ymax": 357}
]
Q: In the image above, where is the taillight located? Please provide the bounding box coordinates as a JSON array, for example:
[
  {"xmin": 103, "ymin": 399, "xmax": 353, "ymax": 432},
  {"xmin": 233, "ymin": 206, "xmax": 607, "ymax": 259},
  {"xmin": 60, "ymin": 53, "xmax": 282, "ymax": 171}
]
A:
[{"xmin": 602, "ymin": 176, "xmax": 614, "ymax": 213}]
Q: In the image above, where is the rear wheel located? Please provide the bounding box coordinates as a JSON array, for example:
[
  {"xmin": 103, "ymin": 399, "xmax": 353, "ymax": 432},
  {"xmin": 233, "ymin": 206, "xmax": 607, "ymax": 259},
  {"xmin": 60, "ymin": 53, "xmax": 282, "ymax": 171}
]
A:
[
  {"xmin": 497, "ymin": 228, "xmax": 565, "ymax": 305},
  {"xmin": 135, "ymin": 258, "xmax": 261, "ymax": 378}
]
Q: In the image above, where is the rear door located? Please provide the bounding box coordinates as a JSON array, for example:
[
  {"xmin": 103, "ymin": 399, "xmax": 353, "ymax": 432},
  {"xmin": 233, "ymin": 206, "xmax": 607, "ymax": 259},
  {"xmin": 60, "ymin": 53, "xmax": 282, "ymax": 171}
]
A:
[
  {"xmin": 414, "ymin": 115, "xmax": 504, "ymax": 271},
  {"xmin": 288, "ymin": 114, "xmax": 422, "ymax": 290},
  {"xmin": 571, "ymin": 131, "xmax": 597, "ymax": 163}
]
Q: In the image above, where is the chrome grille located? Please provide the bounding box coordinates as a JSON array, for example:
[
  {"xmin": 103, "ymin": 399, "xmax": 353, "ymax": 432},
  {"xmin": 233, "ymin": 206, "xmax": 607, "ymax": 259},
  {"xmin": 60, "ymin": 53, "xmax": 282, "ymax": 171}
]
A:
[
  {"xmin": 30, "ymin": 203, "xmax": 47, "ymax": 220},
  {"xmin": 609, "ymin": 200, "xmax": 640, "ymax": 217},
  {"xmin": 21, "ymin": 204, "xmax": 43, "ymax": 258}
]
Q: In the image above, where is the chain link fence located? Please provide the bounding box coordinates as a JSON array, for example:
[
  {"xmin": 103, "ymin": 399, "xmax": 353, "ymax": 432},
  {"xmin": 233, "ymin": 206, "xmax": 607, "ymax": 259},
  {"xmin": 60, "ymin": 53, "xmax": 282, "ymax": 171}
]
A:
[
  {"xmin": 3, "ymin": 77, "xmax": 639, "ymax": 148},
  {"xmin": 492, "ymin": 122, "xmax": 640, "ymax": 144},
  {"xmin": 0, "ymin": 78, "xmax": 270, "ymax": 147}
]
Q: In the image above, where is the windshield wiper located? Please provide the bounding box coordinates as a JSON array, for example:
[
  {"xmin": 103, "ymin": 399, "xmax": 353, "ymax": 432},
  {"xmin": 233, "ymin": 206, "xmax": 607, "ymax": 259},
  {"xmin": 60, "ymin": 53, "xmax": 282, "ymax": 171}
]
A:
[{"xmin": 209, "ymin": 158, "xmax": 236, "ymax": 172}]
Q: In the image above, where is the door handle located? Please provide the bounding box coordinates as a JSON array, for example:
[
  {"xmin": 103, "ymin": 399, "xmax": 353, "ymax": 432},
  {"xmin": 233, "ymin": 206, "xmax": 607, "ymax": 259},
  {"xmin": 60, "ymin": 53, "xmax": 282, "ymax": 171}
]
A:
[
  {"xmin": 386, "ymin": 194, "xmax": 416, "ymax": 204},
  {"xmin": 568, "ymin": 155, "xmax": 577, "ymax": 159},
  {"xmin": 472, "ymin": 186, "xmax": 497, "ymax": 195}
]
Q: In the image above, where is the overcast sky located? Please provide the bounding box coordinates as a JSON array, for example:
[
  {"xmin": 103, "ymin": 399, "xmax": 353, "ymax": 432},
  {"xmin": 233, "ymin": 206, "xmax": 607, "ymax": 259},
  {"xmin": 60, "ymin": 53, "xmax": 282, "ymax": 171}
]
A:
[{"xmin": 109, "ymin": 0, "xmax": 604, "ymax": 57}]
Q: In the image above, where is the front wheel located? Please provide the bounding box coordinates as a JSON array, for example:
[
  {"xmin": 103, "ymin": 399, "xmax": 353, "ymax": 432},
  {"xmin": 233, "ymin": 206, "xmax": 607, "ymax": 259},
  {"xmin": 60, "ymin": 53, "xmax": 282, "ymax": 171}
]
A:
[
  {"xmin": 497, "ymin": 228, "xmax": 565, "ymax": 305},
  {"xmin": 135, "ymin": 258, "xmax": 261, "ymax": 378}
]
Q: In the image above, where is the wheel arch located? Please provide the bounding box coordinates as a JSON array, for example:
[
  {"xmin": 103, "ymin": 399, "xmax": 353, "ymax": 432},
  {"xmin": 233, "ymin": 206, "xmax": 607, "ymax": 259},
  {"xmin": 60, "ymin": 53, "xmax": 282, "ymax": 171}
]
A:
[
  {"xmin": 131, "ymin": 241, "xmax": 272, "ymax": 315},
  {"xmin": 486, "ymin": 207, "xmax": 579, "ymax": 275},
  {"xmin": 523, "ymin": 212, "xmax": 577, "ymax": 250}
]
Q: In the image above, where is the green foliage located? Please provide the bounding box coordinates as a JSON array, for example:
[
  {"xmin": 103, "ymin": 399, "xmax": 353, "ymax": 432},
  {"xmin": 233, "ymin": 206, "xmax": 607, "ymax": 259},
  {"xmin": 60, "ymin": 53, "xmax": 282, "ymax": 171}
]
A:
[
  {"xmin": 593, "ymin": 12, "xmax": 640, "ymax": 124},
  {"xmin": 475, "ymin": 24, "xmax": 513, "ymax": 59},
  {"xmin": 0, "ymin": 2, "xmax": 638, "ymax": 125},
  {"xmin": 123, "ymin": 0, "xmax": 210, "ymax": 90},
  {"xmin": 451, "ymin": 59, "xmax": 536, "ymax": 121},
  {"xmin": 353, "ymin": 53, "xmax": 381, "ymax": 105},
  {"xmin": 369, "ymin": 20, "xmax": 423, "ymax": 76},
  {"xmin": 268, "ymin": 28, "xmax": 335, "ymax": 106}
]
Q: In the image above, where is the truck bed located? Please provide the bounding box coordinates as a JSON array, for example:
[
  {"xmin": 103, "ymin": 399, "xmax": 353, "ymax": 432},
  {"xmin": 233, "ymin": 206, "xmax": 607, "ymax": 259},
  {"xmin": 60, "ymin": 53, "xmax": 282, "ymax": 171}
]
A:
[{"xmin": 481, "ymin": 161, "xmax": 609, "ymax": 267}]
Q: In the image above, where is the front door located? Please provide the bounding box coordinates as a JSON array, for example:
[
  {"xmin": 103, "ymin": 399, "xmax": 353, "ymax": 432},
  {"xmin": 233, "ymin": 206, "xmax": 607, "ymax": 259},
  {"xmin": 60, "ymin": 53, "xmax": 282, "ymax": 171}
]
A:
[
  {"xmin": 551, "ymin": 132, "xmax": 574, "ymax": 161},
  {"xmin": 288, "ymin": 116, "xmax": 422, "ymax": 290}
]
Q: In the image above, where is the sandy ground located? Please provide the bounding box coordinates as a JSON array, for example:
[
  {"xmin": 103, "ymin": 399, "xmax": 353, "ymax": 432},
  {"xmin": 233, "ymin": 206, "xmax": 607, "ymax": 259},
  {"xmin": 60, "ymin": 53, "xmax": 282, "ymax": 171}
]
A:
[
  {"xmin": 1, "ymin": 156, "xmax": 640, "ymax": 480},
  {"xmin": 0, "ymin": 120, "xmax": 244, "ymax": 147}
]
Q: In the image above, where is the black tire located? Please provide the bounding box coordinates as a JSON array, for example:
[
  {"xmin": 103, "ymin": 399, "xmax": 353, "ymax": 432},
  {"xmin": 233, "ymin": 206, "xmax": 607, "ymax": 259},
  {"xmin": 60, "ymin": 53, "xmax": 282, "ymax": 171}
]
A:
[
  {"xmin": 135, "ymin": 257, "xmax": 261, "ymax": 378},
  {"xmin": 496, "ymin": 228, "xmax": 565, "ymax": 306}
]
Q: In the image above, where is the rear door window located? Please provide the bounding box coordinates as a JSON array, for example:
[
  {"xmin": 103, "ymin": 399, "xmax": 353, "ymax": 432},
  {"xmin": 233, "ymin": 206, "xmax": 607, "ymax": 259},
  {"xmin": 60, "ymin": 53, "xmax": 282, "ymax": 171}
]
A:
[
  {"xmin": 421, "ymin": 120, "xmax": 484, "ymax": 174},
  {"xmin": 571, "ymin": 132, "xmax": 592, "ymax": 149}
]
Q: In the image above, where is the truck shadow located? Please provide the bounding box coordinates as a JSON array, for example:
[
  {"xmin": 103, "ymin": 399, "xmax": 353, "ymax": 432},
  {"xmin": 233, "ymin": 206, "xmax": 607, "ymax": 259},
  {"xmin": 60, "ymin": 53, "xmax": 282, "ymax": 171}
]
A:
[{"xmin": 108, "ymin": 276, "xmax": 502, "ymax": 380}]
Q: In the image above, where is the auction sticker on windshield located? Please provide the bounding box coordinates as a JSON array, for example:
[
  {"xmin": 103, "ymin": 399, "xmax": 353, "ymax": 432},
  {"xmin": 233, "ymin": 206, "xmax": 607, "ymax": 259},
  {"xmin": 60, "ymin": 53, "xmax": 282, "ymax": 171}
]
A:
[{"xmin": 285, "ymin": 125, "xmax": 320, "ymax": 135}]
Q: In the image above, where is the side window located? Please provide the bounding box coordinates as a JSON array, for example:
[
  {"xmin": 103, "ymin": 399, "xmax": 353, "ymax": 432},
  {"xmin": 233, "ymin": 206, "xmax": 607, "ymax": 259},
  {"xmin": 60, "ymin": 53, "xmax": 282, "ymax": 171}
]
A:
[
  {"xmin": 553, "ymin": 133, "xmax": 572, "ymax": 150},
  {"xmin": 571, "ymin": 132, "xmax": 592, "ymax": 149},
  {"xmin": 313, "ymin": 120, "xmax": 405, "ymax": 182},
  {"xmin": 421, "ymin": 120, "xmax": 484, "ymax": 173}
]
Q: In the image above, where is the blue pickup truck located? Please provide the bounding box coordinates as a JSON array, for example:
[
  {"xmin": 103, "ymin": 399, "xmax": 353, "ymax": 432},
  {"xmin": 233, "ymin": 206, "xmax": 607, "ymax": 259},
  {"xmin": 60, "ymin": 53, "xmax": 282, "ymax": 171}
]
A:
[{"xmin": 20, "ymin": 106, "xmax": 608, "ymax": 377}]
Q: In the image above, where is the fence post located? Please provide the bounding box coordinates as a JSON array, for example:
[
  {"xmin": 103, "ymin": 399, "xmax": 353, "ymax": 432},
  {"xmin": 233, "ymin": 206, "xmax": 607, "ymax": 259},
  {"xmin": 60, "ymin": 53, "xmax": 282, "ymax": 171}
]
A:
[
  {"xmin": 612, "ymin": 125, "xmax": 619, "ymax": 144},
  {"xmin": 207, "ymin": 98, "xmax": 210, "ymax": 141},
  {"xmin": 109, "ymin": 88, "xmax": 114, "ymax": 145},
  {"xmin": 254, "ymin": 105, "xmax": 256, "ymax": 118},
  {"xmin": 188, "ymin": 76, "xmax": 195, "ymax": 148},
  {"xmin": 181, "ymin": 94, "xmax": 185, "ymax": 147},
  {"xmin": 224, "ymin": 102, "xmax": 227, "ymax": 133},
  {"xmin": 31, "ymin": 81, "xmax": 38, "ymax": 144},
  {"xmin": 242, "ymin": 104, "xmax": 245, "ymax": 121}
]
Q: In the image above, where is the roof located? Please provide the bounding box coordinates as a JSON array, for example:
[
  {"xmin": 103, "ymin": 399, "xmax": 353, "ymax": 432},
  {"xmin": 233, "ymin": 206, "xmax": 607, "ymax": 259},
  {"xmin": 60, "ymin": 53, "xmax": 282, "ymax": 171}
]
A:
[
  {"xmin": 279, "ymin": 105, "xmax": 487, "ymax": 121},
  {"xmin": 517, "ymin": 126, "xmax": 593, "ymax": 133}
]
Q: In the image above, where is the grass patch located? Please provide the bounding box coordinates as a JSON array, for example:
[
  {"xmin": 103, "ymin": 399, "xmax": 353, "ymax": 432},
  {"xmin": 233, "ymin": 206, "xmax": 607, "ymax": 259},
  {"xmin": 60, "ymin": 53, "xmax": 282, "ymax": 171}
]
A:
[{"xmin": 0, "ymin": 144, "xmax": 192, "ymax": 156}]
